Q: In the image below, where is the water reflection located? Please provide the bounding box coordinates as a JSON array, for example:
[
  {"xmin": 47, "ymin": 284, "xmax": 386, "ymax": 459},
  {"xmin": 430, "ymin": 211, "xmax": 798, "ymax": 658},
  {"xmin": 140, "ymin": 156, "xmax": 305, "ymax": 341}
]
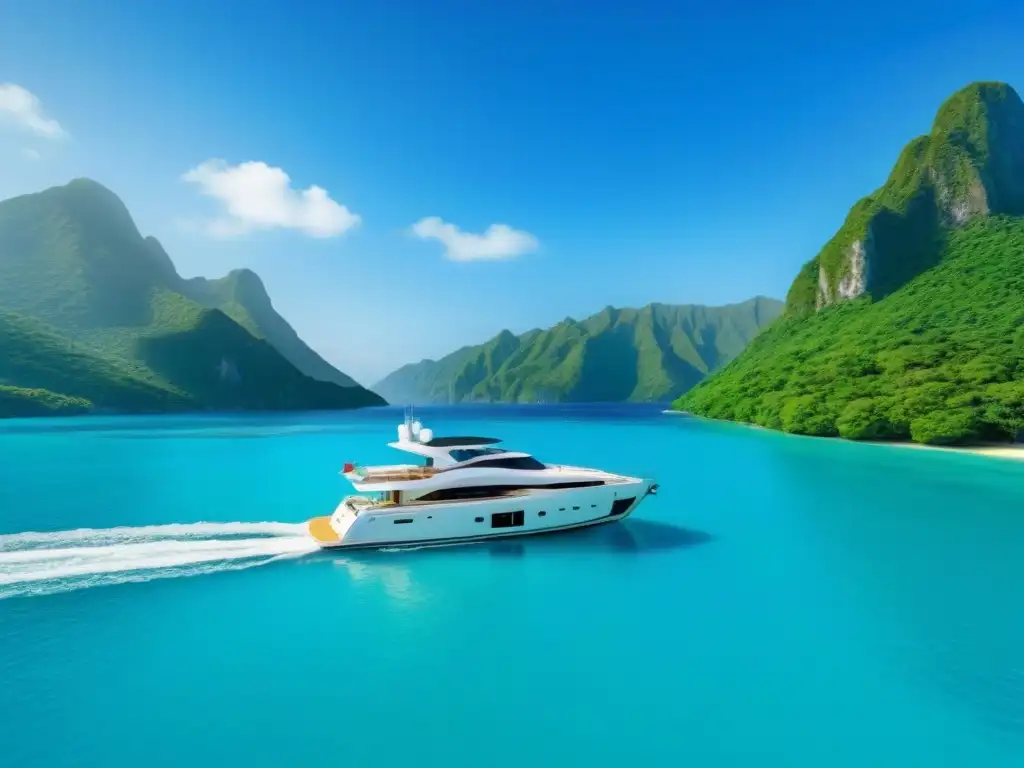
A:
[
  {"xmin": 325, "ymin": 556, "xmax": 416, "ymax": 603},
  {"xmin": 307, "ymin": 519, "xmax": 711, "ymax": 602},
  {"xmin": 462, "ymin": 518, "xmax": 714, "ymax": 558},
  {"xmin": 347, "ymin": 518, "xmax": 709, "ymax": 560}
]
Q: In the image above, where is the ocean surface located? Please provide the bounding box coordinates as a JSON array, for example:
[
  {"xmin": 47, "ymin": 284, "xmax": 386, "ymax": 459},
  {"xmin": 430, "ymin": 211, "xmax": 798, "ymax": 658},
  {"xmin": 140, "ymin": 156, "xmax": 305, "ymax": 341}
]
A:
[{"xmin": 2, "ymin": 404, "xmax": 1024, "ymax": 767}]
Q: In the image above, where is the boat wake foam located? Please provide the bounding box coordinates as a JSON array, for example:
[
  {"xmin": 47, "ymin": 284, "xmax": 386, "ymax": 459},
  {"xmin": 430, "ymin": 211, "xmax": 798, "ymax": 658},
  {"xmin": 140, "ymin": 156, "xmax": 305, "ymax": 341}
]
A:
[{"xmin": 0, "ymin": 521, "xmax": 318, "ymax": 599}]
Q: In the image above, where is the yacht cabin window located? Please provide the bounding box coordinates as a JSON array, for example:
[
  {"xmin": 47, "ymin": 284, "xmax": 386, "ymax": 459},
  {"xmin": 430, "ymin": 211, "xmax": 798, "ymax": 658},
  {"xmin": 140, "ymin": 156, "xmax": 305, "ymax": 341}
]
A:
[
  {"xmin": 469, "ymin": 456, "xmax": 547, "ymax": 471},
  {"xmin": 449, "ymin": 447, "xmax": 507, "ymax": 463},
  {"xmin": 491, "ymin": 510, "xmax": 525, "ymax": 529}
]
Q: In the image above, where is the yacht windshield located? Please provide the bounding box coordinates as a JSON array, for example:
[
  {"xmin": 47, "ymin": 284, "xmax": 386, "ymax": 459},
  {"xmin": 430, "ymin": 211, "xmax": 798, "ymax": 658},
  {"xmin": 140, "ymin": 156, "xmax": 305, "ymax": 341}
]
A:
[{"xmin": 449, "ymin": 447, "xmax": 507, "ymax": 463}]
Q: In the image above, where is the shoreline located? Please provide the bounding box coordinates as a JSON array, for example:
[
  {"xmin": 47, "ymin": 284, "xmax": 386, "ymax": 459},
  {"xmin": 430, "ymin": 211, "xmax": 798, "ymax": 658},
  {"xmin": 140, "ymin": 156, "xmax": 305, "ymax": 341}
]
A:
[
  {"xmin": 875, "ymin": 440, "xmax": 1024, "ymax": 462},
  {"xmin": 664, "ymin": 408, "xmax": 1024, "ymax": 463}
]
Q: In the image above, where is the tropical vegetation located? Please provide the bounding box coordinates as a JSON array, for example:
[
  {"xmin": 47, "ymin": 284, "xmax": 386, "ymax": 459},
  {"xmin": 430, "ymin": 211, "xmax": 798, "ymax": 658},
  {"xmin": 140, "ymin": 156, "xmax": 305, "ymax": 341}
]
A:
[
  {"xmin": 374, "ymin": 297, "xmax": 782, "ymax": 404},
  {"xmin": 677, "ymin": 82, "xmax": 1024, "ymax": 445}
]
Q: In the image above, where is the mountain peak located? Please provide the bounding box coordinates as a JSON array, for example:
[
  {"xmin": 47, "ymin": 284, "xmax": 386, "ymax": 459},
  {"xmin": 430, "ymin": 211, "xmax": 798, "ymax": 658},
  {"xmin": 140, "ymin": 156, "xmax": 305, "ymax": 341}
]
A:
[
  {"xmin": 64, "ymin": 177, "xmax": 115, "ymax": 192},
  {"xmin": 186, "ymin": 268, "xmax": 272, "ymax": 313},
  {"xmin": 786, "ymin": 80, "xmax": 1024, "ymax": 314},
  {"xmin": 225, "ymin": 266, "xmax": 261, "ymax": 282},
  {"xmin": 0, "ymin": 178, "xmax": 165, "ymax": 329},
  {"xmin": 181, "ymin": 267, "xmax": 359, "ymax": 388},
  {"xmin": 57, "ymin": 178, "xmax": 139, "ymax": 225},
  {"xmin": 932, "ymin": 81, "xmax": 1021, "ymax": 130},
  {"xmin": 223, "ymin": 268, "xmax": 271, "ymax": 303},
  {"xmin": 50, "ymin": 176, "xmax": 137, "ymax": 223},
  {"xmin": 929, "ymin": 81, "xmax": 1024, "ymax": 218},
  {"xmin": 0, "ymin": 178, "xmax": 382, "ymax": 411}
]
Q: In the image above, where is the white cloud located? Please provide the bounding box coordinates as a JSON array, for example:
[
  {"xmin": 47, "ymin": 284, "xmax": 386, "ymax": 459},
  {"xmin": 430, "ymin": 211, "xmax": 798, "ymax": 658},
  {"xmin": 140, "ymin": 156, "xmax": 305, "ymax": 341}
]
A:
[
  {"xmin": 181, "ymin": 159, "xmax": 361, "ymax": 238},
  {"xmin": 411, "ymin": 216, "xmax": 538, "ymax": 261},
  {"xmin": 0, "ymin": 84, "xmax": 66, "ymax": 139},
  {"xmin": 21, "ymin": 148, "xmax": 41, "ymax": 161}
]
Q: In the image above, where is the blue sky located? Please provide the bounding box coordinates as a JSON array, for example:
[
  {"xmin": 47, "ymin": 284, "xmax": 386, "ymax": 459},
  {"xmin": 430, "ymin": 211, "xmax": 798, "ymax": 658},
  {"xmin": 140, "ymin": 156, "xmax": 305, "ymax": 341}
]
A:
[{"xmin": 2, "ymin": 0, "xmax": 1023, "ymax": 386}]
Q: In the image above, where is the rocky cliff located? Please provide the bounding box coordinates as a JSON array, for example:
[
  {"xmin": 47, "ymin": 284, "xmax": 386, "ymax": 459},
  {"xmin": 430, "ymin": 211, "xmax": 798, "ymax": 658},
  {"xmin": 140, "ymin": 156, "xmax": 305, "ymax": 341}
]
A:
[{"xmin": 787, "ymin": 82, "xmax": 1024, "ymax": 314}]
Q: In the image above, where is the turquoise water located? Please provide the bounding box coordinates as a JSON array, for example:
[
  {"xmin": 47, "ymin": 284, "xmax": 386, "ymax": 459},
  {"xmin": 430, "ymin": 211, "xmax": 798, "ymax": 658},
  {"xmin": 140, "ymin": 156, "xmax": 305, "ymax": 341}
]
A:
[{"xmin": 2, "ymin": 405, "xmax": 1024, "ymax": 766}]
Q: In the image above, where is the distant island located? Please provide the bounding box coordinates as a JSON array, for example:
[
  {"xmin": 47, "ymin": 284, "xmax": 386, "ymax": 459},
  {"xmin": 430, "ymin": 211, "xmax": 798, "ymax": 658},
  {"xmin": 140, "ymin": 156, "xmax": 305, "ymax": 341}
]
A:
[
  {"xmin": 373, "ymin": 297, "xmax": 782, "ymax": 404},
  {"xmin": 676, "ymin": 81, "xmax": 1024, "ymax": 446},
  {"xmin": 0, "ymin": 179, "xmax": 385, "ymax": 417}
]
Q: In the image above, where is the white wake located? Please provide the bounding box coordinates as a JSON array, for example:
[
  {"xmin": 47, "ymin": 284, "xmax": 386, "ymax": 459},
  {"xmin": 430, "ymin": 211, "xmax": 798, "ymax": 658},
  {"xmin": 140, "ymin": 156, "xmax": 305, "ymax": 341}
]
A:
[{"xmin": 0, "ymin": 521, "xmax": 319, "ymax": 599}]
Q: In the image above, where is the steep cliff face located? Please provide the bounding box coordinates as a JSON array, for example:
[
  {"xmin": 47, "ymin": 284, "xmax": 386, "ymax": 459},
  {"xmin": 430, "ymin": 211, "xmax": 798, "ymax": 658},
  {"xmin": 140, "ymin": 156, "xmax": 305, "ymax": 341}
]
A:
[
  {"xmin": 678, "ymin": 215, "xmax": 1024, "ymax": 445},
  {"xmin": 788, "ymin": 82, "xmax": 1024, "ymax": 314},
  {"xmin": 817, "ymin": 236, "xmax": 871, "ymax": 308}
]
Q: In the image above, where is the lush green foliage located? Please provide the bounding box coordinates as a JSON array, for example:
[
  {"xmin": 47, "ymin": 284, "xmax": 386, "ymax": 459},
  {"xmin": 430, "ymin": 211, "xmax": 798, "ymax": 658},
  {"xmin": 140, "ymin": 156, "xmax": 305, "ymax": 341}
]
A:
[
  {"xmin": 0, "ymin": 385, "xmax": 91, "ymax": 417},
  {"xmin": 374, "ymin": 298, "xmax": 782, "ymax": 404},
  {"xmin": 0, "ymin": 309, "xmax": 180, "ymax": 417},
  {"xmin": 678, "ymin": 217, "xmax": 1024, "ymax": 445},
  {"xmin": 0, "ymin": 179, "xmax": 383, "ymax": 417},
  {"xmin": 787, "ymin": 82, "xmax": 1024, "ymax": 314}
]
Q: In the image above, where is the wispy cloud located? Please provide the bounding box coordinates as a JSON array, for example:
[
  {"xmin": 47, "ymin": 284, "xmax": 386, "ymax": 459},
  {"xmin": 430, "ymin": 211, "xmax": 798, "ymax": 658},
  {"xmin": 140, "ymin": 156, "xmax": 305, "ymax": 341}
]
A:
[
  {"xmin": 182, "ymin": 159, "xmax": 361, "ymax": 238},
  {"xmin": 411, "ymin": 217, "xmax": 538, "ymax": 261},
  {"xmin": 0, "ymin": 84, "xmax": 66, "ymax": 139},
  {"xmin": 20, "ymin": 148, "xmax": 41, "ymax": 161}
]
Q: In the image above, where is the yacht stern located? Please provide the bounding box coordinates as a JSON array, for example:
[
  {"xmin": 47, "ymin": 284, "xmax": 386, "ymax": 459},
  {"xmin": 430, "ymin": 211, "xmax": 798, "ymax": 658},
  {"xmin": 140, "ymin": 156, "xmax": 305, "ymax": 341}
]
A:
[{"xmin": 307, "ymin": 516, "xmax": 342, "ymax": 547}]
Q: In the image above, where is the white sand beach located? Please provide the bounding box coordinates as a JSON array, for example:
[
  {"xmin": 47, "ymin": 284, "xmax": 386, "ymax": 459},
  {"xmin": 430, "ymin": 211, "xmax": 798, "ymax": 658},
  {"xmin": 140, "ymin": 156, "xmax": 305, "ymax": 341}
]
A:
[{"xmin": 664, "ymin": 410, "xmax": 1024, "ymax": 462}]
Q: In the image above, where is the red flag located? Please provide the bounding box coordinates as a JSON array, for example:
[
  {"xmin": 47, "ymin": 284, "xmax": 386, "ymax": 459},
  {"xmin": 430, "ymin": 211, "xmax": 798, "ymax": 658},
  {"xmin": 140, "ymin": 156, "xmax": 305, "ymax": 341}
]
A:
[{"xmin": 343, "ymin": 462, "xmax": 355, "ymax": 473}]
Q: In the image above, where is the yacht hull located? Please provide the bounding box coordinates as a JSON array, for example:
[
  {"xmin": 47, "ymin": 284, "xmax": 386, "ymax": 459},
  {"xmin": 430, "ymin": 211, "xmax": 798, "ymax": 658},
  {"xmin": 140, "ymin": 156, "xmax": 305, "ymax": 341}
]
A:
[{"xmin": 308, "ymin": 477, "xmax": 655, "ymax": 550}]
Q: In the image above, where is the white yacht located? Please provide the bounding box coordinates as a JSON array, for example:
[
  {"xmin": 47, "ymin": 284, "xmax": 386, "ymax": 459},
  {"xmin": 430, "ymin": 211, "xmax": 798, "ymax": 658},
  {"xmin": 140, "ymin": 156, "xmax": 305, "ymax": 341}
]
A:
[{"xmin": 307, "ymin": 416, "xmax": 658, "ymax": 549}]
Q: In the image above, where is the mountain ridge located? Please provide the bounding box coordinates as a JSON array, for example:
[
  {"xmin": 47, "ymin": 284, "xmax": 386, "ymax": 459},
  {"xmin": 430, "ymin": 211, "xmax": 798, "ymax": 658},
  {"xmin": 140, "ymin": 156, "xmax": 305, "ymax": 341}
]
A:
[
  {"xmin": 0, "ymin": 178, "xmax": 383, "ymax": 416},
  {"xmin": 181, "ymin": 266, "xmax": 359, "ymax": 387},
  {"xmin": 374, "ymin": 296, "xmax": 782, "ymax": 404}
]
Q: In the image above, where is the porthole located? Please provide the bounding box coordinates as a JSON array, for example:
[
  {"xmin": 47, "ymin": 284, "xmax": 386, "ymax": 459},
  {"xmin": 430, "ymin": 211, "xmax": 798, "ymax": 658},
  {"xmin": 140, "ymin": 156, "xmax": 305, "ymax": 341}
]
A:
[
  {"xmin": 474, "ymin": 516, "xmax": 484, "ymax": 523},
  {"xmin": 539, "ymin": 511, "xmax": 547, "ymax": 517}
]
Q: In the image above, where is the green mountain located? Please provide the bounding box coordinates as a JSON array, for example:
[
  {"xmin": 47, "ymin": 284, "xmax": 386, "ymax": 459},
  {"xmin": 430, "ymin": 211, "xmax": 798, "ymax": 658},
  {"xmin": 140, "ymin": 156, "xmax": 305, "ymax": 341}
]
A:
[
  {"xmin": 373, "ymin": 297, "xmax": 783, "ymax": 404},
  {"xmin": 786, "ymin": 81, "xmax": 1024, "ymax": 315},
  {"xmin": 677, "ymin": 82, "xmax": 1024, "ymax": 445},
  {"xmin": 181, "ymin": 266, "xmax": 359, "ymax": 387},
  {"xmin": 0, "ymin": 309, "xmax": 173, "ymax": 416},
  {"xmin": 0, "ymin": 179, "xmax": 384, "ymax": 417}
]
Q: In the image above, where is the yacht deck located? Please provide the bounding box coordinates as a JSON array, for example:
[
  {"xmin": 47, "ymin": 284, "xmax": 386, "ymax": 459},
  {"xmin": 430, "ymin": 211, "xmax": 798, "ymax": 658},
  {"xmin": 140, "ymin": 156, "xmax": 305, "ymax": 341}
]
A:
[{"xmin": 352, "ymin": 466, "xmax": 441, "ymax": 483}]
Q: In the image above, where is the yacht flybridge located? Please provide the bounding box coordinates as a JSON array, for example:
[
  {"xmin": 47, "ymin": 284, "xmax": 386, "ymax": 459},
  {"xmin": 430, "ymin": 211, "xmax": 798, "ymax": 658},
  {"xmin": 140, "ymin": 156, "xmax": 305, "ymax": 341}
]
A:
[{"xmin": 306, "ymin": 416, "xmax": 658, "ymax": 549}]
